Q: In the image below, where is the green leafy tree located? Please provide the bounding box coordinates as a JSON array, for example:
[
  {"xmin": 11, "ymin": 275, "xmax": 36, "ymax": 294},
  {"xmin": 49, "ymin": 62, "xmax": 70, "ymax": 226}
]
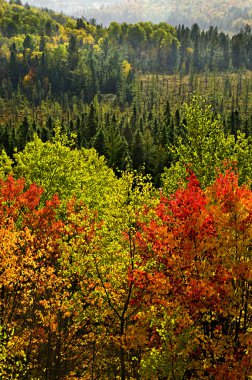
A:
[
  {"xmin": 13, "ymin": 123, "xmax": 118, "ymax": 213},
  {"xmin": 162, "ymin": 96, "xmax": 252, "ymax": 193},
  {"xmin": 126, "ymin": 24, "xmax": 146, "ymax": 49},
  {"xmin": 87, "ymin": 170, "xmax": 156, "ymax": 379},
  {"xmin": 0, "ymin": 149, "xmax": 12, "ymax": 179}
]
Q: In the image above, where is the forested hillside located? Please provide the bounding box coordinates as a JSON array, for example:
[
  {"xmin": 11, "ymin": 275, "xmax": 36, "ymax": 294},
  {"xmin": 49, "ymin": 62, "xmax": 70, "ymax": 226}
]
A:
[
  {"xmin": 1, "ymin": 0, "xmax": 252, "ymax": 180},
  {"xmin": 27, "ymin": 0, "xmax": 252, "ymax": 33},
  {"xmin": 0, "ymin": 1, "xmax": 251, "ymax": 379}
]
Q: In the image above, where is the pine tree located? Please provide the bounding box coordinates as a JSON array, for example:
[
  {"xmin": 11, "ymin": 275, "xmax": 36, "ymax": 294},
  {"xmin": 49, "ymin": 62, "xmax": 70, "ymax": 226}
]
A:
[
  {"xmin": 93, "ymin": 128, "xmax": 106, "ymax": 157},
  {"xmin": 131, "ymin": 129, "xmax": 144, "ymax": 170}
]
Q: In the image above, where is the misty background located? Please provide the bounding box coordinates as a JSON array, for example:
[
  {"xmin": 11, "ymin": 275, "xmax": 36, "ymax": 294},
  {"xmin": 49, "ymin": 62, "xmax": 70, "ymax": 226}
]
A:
[{"xmin": 17, "ymin": 0, "xmax": 252, "ymax": 33}]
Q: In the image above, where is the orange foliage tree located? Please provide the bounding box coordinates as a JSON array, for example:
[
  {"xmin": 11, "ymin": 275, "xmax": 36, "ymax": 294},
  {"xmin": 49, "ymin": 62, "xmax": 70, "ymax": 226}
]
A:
[
  {"xmin": 134, "ymin": 169, "xmax": 251, "ymax": 379},
  {"xmin": 0, "ymin": 175, "xmax": 100, "ymax": 379},
  {"xmin": 0, "ymin": 171, "xmax": 251, "ymax": 379}
]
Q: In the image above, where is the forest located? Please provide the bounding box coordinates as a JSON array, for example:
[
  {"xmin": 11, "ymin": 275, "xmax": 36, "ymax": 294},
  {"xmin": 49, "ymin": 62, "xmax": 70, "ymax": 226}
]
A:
[
  {"xmin": 0, "ymin": 0, "xmax": 251, "ymax": 379},
  {"xmin": 25, "ymin": 0, "xmax": 252, "ymax": 33}
]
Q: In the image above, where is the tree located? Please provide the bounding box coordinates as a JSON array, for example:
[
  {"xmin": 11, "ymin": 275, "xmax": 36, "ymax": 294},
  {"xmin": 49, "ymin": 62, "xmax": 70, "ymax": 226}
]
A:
[
  {"xmin": 108, "ymin": 21, "xmax": 122, "ymax": 43},
  {"xmin": 15, "ymin": 116, "xmax": 33, "ymax": 151},
  {"xmin": 86, "ymin": 170, "xmax": 156, "ymax": 379},
  {"xmin": 192, "ymin": 34, "xmax": 201, "ymax": 71},
  {"xmin": 161, "ymin": 96, "xmax": 252, "ymax": 193},
  {"xmin": 135, "ymin": 170, "xmax": 252, "ymax": 379},
  {"xmin": 86, "ymin": 100, "xmax": 99, "ymax": 145},
  {"xmin": 126, "ymin": 24, "xmax": 146, "ymax": 50},
  {"xmin": 142, "ymin": 128, "xmax": 155, "ymax": 173},
  {"xmin": 131, "ymin": 129, "xmax": 144, "ymax": 170},
  {"xmin": 23, "ymin": 34, "xmax": 32, "ymax": 50},
  {"xmin": 231, "ymin": 33, "xmax": 245, "ymax": 70},
  {"xmin": 92, "ymin": 127, "xmax": 106, "ymax": 157},
  {"xmin": 13, "ymin": 124, "xmax": 120, "ymax": 214},
  {"xmin": 9, "ymin": 43, "xmax": 19, "ymax": 88},
  {"xmin": 0, "ymin": 175, "xmax": 101, "ymax": 379},
  {"xmin": 0, "ymin": 149, "xmax": 12, "ymax": 179},
  {"xmin": 68, "ymin": 34, "xmax": 78, "ymax": 71},
  {"xmin": 9, "ymin": 0, "xmax": 23, "ymax": 5},
  {"xmin": 1, "ymin": 18, "xmax": 19, "ymax": 37}
]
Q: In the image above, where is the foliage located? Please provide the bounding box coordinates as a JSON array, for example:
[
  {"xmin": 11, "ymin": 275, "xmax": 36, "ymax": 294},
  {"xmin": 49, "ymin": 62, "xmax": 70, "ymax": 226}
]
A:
[
  {"xmin": 136, "ymin": 169, "xmax": 252, "ymax": 379},
  {"xmin": 0, "ymin": 1, "xmax": 252, "ymax": 184},
  {"xmin": 0, "ymin": 169, "xmax": 251, "ymax": 379},
  {"xmin": 162, "ymin": 96, "xmax": 252, "ymax": 193},
  {"xmin": 69, "ymin": 0, "xmax": 252, "ymax": 34},
  {"xmin": 0, "ymin": 149, "xmax": 12, "ymax": 179},
  {"xmin": 13, "ymin": 124, "xmax": 118, "ymax": 213},
  {"xmin": 0, "ymin": 2, "xmax": 252, "ymax": 378}
]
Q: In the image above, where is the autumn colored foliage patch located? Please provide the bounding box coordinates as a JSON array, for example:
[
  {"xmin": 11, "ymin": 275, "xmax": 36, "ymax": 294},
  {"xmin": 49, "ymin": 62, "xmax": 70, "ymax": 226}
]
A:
[
  {"xmin": 135, "ymin": 170, "xmax": 252, "ymax": 379},
  {"xmin": 0, "ymin": 172, "xmax": 251, "ymax": 379}
]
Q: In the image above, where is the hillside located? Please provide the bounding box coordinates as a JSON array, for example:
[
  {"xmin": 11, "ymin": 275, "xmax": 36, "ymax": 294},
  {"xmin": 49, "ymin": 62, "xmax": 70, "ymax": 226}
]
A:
[
  {"xmin": 0, "ymin": 1, "xmax": 252, "ymax": 379},
  {"xmin": 26, "ymin": 0, "xmax": 252, "ymax": 32}
]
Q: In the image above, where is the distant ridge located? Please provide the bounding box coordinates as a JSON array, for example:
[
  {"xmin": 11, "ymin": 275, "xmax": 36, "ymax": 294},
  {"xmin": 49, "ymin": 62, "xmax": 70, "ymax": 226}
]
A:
[{"xmin": 10, "ymin": 0, "xmax": 252, "ymax": 32}]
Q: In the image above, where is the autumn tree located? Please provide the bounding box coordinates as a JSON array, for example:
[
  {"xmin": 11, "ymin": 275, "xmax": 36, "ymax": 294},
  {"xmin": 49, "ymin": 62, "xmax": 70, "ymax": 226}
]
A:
[
  {"xmin": 135, "ymin": 169, "xmax": 252, "ymax": 379},
  {"xmin": 0, "ymin": 175, "xmax": 102, "ymax": 379}
]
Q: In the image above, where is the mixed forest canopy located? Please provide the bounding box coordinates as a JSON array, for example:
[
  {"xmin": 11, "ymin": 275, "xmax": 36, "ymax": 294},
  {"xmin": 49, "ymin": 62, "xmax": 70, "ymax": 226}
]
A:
[
  {"xmin": 0, "ymin": 0, "xmax": 252, "ymax": 183},
  {"xmin": 0, "ymin": 0, "xmax": 251, "ymax": 379},
  {"xmin": 18, "ymin": 0, "xmax": 252, "ymax": 33}
]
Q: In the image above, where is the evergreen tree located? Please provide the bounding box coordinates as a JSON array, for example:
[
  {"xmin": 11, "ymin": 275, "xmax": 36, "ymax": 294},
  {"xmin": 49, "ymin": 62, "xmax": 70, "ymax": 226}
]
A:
[
  {"xmin": 16, "ymin": 116, "xmax": 33, "ymax": 151},
  {"xmin": 131, "ymin": 129, "xmax": 144, "ymax": 170},
  {"xmin": 86, "ymin": 101, "xmax": 99, "ymax": 145},
  {"xmin": 9, "ymin": 43, "xmax": 19, "ymax": 89},
  {"xmin": 93, "ymin": 128, "xmax": 106, "ymax": 157}
]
